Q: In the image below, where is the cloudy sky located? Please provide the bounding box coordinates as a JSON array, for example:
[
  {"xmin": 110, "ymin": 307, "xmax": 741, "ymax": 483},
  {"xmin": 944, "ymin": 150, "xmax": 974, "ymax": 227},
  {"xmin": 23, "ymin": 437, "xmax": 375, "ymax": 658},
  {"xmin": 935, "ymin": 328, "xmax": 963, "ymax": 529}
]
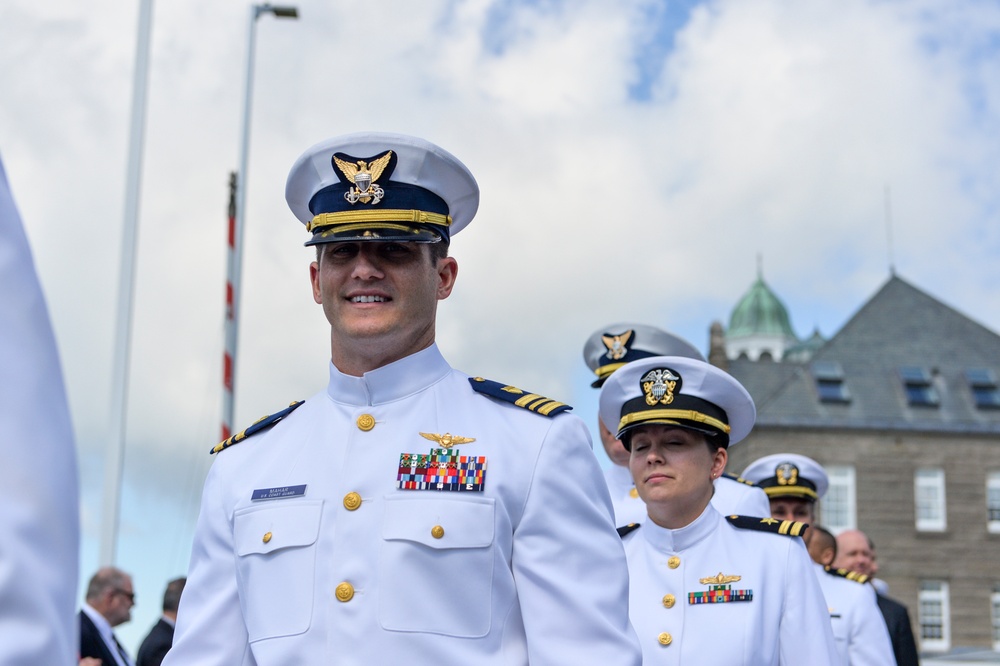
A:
[{"xmin": 3, "ymin": 0, "xmax": 1000, "ymax": 650}]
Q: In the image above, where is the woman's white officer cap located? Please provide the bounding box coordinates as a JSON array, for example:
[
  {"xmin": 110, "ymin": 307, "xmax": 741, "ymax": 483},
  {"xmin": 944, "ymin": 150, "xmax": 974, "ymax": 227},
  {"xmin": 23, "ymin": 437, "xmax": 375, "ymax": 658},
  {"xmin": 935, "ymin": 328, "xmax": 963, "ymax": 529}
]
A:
[
  {"xmin": 741, "ymin": 453, "xmax": 829, "ymax": 501},
  {"xmin": 598, "ymin": 355, "xmax": 756, "ymax": 450},
  {"xmin": 286, "ymin": 131, "xmax": 479, "ymax": 245}
]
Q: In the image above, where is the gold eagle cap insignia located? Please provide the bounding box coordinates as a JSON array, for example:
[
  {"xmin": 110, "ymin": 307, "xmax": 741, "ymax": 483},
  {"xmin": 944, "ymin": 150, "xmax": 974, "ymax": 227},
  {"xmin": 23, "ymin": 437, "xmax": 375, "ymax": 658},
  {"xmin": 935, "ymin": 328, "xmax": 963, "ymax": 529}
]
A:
[
  {"xmin": 419, "ymin": 432, "xmax": 477, "ymax": 449},
  {"xmin": 699, "ymin": 572, "xmax": 742, "ymax": 585},
  {"xmin": 601, "ymin": 330, "xmax": 633, "ymax": 361},
  {"xmin": 333, "ymin": 150, "xmax": 393, "ymax": 185},
  {"xmin": 333, "ymin": 150, "xmax": 393, "ymax": 205},
  {"xmin": 776, "ymin": 462, "xmax": 799, "ymax": 486}
]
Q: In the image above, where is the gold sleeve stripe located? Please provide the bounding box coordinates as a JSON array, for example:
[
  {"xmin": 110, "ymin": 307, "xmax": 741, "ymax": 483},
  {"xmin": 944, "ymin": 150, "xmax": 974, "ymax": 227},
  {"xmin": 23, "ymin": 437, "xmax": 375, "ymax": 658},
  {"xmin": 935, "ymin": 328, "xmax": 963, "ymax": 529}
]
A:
[
  {"xmin": 777, "ymin": 520, "xmax": 807, "ymax": 537},
  {"xmin": 515, "ymin": 393, "xmax": 543, "ymax": 408},
  {"xmin": 537, "ymin": 400, "xmax": 568, "ymax": 416}
]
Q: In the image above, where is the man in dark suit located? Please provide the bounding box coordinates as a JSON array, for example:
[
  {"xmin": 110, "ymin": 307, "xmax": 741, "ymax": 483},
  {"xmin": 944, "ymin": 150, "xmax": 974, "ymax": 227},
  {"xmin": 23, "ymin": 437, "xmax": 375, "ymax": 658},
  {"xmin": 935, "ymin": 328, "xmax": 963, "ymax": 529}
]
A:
[
  {"xmin": 136, "ymin": 578, "xmax": 186, "ymax": 666},
  {"xmin": 79, "ymin": 567, "xmax": 135, "ymax": 666},
  {"xmin": 835, "ymin": 529, "xmax": 920, "ymax": 666}
]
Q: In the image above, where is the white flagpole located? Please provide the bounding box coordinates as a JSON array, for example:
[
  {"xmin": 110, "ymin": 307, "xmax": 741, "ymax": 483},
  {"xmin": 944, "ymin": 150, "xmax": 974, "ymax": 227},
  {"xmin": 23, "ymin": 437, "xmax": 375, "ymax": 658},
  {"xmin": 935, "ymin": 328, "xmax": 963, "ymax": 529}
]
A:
[{"xmin": 100, "ymin": 0, "xmax": 155, "ymax": 566}]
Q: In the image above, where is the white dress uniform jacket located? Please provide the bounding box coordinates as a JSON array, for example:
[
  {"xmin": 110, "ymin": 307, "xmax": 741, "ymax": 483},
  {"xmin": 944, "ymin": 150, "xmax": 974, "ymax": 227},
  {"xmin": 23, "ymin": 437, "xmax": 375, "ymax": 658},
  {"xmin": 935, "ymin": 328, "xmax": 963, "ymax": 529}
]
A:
[
  {"xmin": 167, "ymin": 345, "xmax": 641, "ymax": 666},
  {"xmin": 812, "ymin": 564, "xmax": 896, "ymax": 665},
  {"xmin": 0, "ymin": 154, "xmax": 79, "ymax": 666},
  {"xmin": 621, "ymin": 505, "xmax": 839, "ymax": 665},
  {"xmin": 605, "ymin": 467, "xmax": 770, "ymax": 526}
]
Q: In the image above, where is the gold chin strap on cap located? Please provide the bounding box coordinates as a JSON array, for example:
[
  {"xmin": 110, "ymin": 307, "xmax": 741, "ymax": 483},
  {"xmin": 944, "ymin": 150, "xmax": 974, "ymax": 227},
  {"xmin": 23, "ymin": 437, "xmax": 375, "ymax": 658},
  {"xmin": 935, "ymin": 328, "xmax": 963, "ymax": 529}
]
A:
[
  {"xmin": 595, "ymin": 363, "xmax": 627, "ymax": 380},
  {"xmin": 307, "ymin": 209, "xmax": 452, "ymax": 232},
  {"xmin": 617, "ymin": 409, "xmax": 731, "ymax": 435},
  {"xmin": 762, "ymin": 486, "xmax": 819, "ymax": 501}
]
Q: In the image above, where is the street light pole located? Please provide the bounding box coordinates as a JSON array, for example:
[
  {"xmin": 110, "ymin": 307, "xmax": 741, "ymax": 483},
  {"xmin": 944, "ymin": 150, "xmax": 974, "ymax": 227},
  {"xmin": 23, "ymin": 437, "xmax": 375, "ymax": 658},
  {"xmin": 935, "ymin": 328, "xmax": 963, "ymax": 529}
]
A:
[{"xmin": 223, "ymin": 4, "xmax": 298, "ymax": 441}]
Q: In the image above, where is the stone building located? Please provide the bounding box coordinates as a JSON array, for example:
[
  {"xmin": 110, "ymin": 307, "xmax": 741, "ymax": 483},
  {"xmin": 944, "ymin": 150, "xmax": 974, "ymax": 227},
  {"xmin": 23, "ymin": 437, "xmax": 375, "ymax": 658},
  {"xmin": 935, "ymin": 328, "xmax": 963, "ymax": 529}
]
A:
[{"xmin": 717, "ymin": 272, "xmax": 1000, "ymax": 655}]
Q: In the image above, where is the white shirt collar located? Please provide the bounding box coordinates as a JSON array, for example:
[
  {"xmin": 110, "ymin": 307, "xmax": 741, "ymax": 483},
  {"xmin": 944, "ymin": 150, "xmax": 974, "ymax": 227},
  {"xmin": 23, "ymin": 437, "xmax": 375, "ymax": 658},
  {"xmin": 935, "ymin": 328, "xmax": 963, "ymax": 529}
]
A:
[
  {"xmin": 326, "ymin": 343, "xmax": 451, "ymax": 406},
  {"xmin": 640, "ymin": 503, "xmax": 720, "ymax": 553}
]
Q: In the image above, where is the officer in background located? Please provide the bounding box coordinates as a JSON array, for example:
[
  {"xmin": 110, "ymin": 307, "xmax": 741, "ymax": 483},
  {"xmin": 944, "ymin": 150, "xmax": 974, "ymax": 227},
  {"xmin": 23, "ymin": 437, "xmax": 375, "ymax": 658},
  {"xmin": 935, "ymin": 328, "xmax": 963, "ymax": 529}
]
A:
[
  {"xmin": 834, "ymin": 530, "xmax": 919, "ymax": 666},
  {"xmin": 166, "ymin": 132, "xmax": 641, "ymax": 665},
  {"xmin": 600, "ymin": 355, "xmax": 838, "ymax": 664},
  {"xmin": 583, "ymin": 323, "xmax": 769, "ymax": 524},
  {"xmin": 742, "ymin": 454, "xmax": 896, "ymax": 666}
]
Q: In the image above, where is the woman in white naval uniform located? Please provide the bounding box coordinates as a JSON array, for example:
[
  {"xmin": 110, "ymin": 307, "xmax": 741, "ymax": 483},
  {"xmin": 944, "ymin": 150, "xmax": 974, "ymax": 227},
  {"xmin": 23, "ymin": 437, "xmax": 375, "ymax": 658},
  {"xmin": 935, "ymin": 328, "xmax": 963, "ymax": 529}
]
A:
[{"xmin": 599, "ymin": 356, "xmax": 840, "ymax": 665}]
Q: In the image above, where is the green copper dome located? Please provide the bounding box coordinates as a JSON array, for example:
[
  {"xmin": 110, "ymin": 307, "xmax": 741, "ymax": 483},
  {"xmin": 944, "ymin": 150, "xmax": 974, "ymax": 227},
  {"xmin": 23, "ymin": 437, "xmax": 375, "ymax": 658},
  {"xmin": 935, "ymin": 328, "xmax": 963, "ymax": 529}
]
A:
[{"xmin": 728, "ymin": 275, "xmax": 796, "ymax": 338}]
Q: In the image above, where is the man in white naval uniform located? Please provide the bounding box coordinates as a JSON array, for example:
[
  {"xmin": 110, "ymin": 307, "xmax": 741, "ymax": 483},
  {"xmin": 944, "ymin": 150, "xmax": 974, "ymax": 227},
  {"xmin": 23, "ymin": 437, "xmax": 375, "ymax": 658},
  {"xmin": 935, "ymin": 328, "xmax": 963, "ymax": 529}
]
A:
[
  {"xmin": 599, "ymin": 356, "xmax": 839, "ymax": 664},
  {"xmin": 0, "ymin": 153, "xmax": 80, "ymax": 666},
  {"xmin": 743, "ymin": 454, "xmax": 896, "ymax": 666},
  {"xmin": 583, "ymin": 323, "xmax": 770, "ymax": 525},
  {"xmin": 165, "ymin": 133, "xmax": 642, "ymax": 666}
]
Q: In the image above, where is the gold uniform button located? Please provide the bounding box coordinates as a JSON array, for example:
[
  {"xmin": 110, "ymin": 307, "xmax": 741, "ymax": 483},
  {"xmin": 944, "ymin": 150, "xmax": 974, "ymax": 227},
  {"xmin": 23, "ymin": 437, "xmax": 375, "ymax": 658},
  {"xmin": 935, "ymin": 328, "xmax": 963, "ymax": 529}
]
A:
[
  {"xmin": 667, "ymin": 556, "xmax": 681, "ymax": 569},
  {"xmin": 343, "ymin": 492, "xmax": 362, "ymax": 511},
  {"xmin": 356, "ymin": 414, "xmax": 376, "ymax": 431},
  {"xmin": 658, "ymin": 632, "xmax": 673, "ymax": 646},
  {"xmin": 662, "ymin": 594, "xmax": 676, "ymax": 608},
  {"xmin": 629, "ymin": 487, "xmax": 639, "ymax": 499},
  {"xmin": 431, "ymin": 525, "xmax": 445, "ymax": 539},
  {"xmin": 262, "ymin": 532, "xmax": 272, "ymax": 544},
  {"xmin": 335, "ymin": 582, "xmax": 355, "ymax": 602}
]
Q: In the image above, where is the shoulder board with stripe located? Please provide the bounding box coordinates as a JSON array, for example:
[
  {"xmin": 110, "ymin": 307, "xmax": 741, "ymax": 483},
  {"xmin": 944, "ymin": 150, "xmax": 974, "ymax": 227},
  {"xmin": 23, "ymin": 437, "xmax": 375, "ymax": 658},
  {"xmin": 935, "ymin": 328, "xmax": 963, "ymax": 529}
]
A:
[
  {"xmin": 726, "ymin": 514, "xmax": 808, "ymax": 538},
  {"xmin": 468, "ymin": 377, "xmax": 572, "ymax": 417},
  {"xmin": 721, "ymin": 472, "xmax": 757, "ymax": 486},
  {"xmin": 824, "ymin": 567, "xmax": 871, "ymax": 584},
  {"xmin": 211, "ymin": 401, "xmax": 305, "ymax": 454},
  {"xmin": 617, "ymin": 523, "xmax": 641, "ymax": 538}
]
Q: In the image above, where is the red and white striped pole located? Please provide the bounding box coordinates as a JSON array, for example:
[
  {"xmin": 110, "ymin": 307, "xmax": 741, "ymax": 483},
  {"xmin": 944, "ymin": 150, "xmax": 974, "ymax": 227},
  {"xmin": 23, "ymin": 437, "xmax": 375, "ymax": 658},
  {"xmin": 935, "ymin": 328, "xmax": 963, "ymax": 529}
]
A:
[{"xmin": 222, "ymin": 171, "xmax": 237, "ymax": 441}]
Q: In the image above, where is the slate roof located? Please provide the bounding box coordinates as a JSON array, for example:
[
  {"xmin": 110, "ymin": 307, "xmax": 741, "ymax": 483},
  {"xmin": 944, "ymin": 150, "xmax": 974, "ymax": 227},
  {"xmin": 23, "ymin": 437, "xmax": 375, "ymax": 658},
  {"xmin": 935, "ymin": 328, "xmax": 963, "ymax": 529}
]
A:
[{"xmin": 726, "ymin": 275, "xmax": 1000, "ymax": 434}]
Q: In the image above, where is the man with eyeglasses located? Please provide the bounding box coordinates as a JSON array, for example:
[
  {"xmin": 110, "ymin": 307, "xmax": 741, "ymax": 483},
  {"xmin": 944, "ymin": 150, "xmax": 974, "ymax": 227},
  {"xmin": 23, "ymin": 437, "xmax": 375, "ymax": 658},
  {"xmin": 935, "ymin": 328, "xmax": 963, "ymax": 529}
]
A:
[{"xmin": 79, "ymin": 567, "xmax": 136, "ymax": 666}]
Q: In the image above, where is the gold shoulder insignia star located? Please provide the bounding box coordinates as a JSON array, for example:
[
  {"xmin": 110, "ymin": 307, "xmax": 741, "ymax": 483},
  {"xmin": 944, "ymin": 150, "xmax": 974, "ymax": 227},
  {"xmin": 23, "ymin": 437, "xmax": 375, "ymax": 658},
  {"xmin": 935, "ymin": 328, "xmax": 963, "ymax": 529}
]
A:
[
  {"xmin": 501, "ymin": 385, "xmax": 524, "ymax": 394},
  {"xmin": 699, "ymin": 572, "xmax": 742, "ymax": 585},
  {"xmin": 760, "ymin": 517, "xmax": 780, "ymax": 525},
  {"xmin": 419, "ymin": 432, "xmax": 476, "ymax": 449}
]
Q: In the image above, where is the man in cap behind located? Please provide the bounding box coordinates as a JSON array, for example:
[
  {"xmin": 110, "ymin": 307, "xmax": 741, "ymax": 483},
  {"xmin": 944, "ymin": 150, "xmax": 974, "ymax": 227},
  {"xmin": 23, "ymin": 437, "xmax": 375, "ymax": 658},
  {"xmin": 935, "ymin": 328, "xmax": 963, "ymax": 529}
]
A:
[
  {"xmin": 742, "ymin": 454, "xmax": 896, "ymax": 666},
  {"xmin": 166, "ymin": 133, "xmax": 641, "ymax": 665},
  {"xmin": 583, "ymin": 323, "xmax": 769, "ymax": 525}
]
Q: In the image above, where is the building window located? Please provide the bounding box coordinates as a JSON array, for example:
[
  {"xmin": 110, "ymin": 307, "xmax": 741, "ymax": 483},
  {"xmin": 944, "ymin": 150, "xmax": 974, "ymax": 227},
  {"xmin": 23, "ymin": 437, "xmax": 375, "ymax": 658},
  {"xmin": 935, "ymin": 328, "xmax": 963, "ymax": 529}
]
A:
[
  {"xmin": 813, "ymin": 361, "xmax": 850, "ymax": 403},
  {"xmin": 918, "ymin": 580, "xmax": 950, "ymax": 652},
  {"xmin": 993, "ymin": 584, "xmax": 1000, "ymax": 651},
  {"xmin": 823, "ymin": 465, "xmax": 856, "ymax": 533},
  {"xmin": 900, "ymin": 366, "xmax": 939, "ymax": 407},
  {"xmin": 988, "ymin": 473, "xmax": 1000, "ymax": 534},
  {"xmin": 966, "ymin": 368, "xmax": 1000, "ymax": 409},
  {"xmin": 915, "ymin": 468, "xmax": 947, "ymax": 532}
]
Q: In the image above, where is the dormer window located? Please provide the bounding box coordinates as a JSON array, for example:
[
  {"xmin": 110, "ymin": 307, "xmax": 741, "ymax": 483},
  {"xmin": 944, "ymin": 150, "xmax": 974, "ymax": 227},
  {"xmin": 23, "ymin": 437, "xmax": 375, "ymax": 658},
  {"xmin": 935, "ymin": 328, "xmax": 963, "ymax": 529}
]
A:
[
  {"xmin": 900, "ymin": 366, "xmax": 939, "ymax": 407},
  {"xmin": 812, "ymin": 361, "xmax": 849, "ymax": 403},
  {"xmin": 966, "ymin": 368, "xmax": 1000, "ymax": 409}
]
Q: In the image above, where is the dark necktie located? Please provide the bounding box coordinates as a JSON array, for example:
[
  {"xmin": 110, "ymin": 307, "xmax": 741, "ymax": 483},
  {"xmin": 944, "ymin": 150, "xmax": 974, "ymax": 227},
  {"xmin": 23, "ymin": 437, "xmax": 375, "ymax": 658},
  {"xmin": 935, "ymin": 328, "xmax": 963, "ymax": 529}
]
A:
[{"xmin": 112, "ymin": 634, "xmax": 132, "ymax": 666}]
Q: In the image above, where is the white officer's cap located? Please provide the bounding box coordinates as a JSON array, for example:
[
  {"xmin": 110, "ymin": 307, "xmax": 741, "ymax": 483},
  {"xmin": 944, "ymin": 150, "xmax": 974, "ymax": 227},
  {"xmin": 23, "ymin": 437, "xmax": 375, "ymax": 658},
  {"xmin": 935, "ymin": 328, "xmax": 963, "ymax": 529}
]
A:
[
  {"xmin": 583, "ymin": 323, "xmax": 705, "ymax": 388},
  {"xmin": 285, "ymin": 132, "xmax": 479, "ymax": 245},
  {"xmin": 741, "ymin": 453, "xmax": 829, "ymax": 501},
  {"xmin": 598, "ymin": 356, "xmax": 756, "ymax": 450}
]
